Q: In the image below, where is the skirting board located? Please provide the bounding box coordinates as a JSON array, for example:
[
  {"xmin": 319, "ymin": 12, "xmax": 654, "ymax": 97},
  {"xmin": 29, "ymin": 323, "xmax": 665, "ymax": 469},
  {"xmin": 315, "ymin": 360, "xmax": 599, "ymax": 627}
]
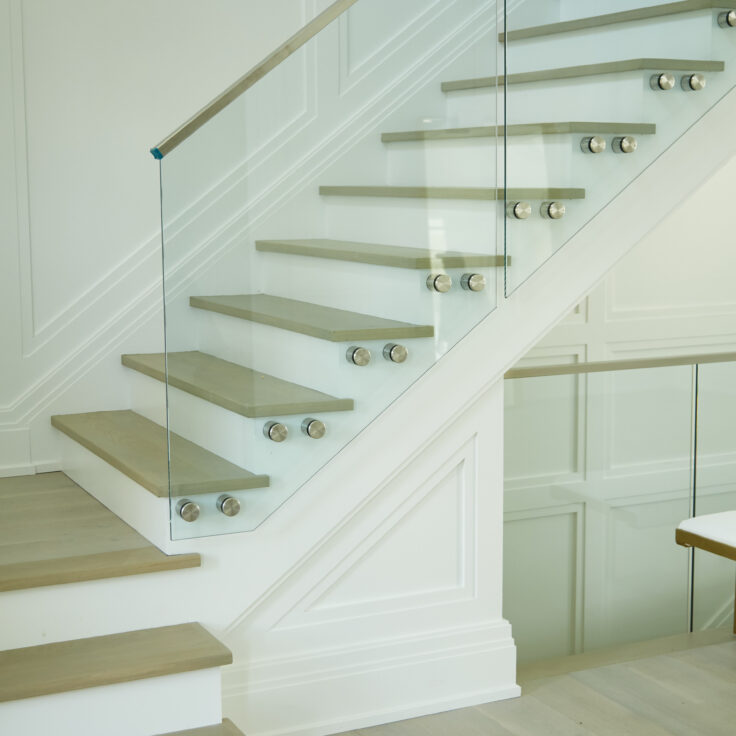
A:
[{"xmin": 223, "ymin": 634, "xmax": 519, "ymax": 736}]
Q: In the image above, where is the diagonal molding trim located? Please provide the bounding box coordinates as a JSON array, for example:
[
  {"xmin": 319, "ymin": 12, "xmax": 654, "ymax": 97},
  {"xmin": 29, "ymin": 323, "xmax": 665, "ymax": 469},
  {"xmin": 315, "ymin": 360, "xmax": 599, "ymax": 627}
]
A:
[
  {"xmin": 224, "ymin": 431, "xmax": 481, "ymax": 637},
  {"xmin": 0, "ymin": 0, "xmax": 496, "ymax": 432}
]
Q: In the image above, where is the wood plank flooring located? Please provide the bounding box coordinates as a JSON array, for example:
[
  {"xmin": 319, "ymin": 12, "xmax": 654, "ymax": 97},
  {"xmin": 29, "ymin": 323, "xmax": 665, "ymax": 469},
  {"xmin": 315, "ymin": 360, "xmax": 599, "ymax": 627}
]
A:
[
  {"xmin": 157, "ymin": 718, "xmax": 244, "ymax": 736},
  {"xmin": 0, "ymin": 472, "xmax": 199, "ymax": 591},
  {"xmin": 337, "ymin": 635, "xmax": 736, "ymax": 735}
]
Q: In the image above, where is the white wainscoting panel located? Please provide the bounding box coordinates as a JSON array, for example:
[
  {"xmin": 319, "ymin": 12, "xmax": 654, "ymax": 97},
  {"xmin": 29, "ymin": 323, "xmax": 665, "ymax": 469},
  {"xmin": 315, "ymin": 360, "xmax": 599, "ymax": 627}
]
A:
[{"xmin": 220, "ymin": 380, "xmax": 518, "ymax": 736}]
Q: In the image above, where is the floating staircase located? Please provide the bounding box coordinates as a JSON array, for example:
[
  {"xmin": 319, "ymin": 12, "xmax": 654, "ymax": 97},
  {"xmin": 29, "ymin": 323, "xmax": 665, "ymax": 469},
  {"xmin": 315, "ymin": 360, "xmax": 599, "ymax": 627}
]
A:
[
  {"xmin": 9, "ymin": 0, "xmax": 736, "ymax": 733},
  {"xmin": 48, "ymin": 0, "xmax": 736, "ymax": 547}
]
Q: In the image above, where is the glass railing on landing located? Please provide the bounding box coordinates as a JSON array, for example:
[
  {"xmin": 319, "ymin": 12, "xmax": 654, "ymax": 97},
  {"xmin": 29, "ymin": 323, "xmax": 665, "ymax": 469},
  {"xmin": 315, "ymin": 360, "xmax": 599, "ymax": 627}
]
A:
[
  {"xmin": 496, "ymin": 0, "xmax": 736, "ymax": 294},
  {"xmin": 147, "ymin": 0, "xmax": 503, "ymax": 538},
  {"xmin": 503, "ymin": 352, "xmax": 736, "ymax": 664}
]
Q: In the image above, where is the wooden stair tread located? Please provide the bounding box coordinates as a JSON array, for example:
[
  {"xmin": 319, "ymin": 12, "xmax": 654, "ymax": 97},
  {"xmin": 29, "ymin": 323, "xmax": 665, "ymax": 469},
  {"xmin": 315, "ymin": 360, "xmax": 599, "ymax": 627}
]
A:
[
  {"xmin": 190, "ymin": 293, "xmax": 435, "ymax": 341},
  {"xmin": 0, "ymin": 472, "xmax": 199, "ymax": 592},
  {"xmin": 442, "ymin": 58, "xmax": 725, "ymax": 91},
  {"xmin": 0, "ymin": 623, "xmax": 232, "ymax": 703},
  {"xmin": 501, "ymin": 1, "xmax": 729, "ymax": 42},
  {"xmin": 51, "ymin": 410, "xmax": 269, "ymax": 496},
  {"xmin": 382, "ymin": 121, "xmax": 657, "ymax": 142},
  {"xmin": 319, "ymin": 186, "xmax": 585, "ymax": 200},
  {"xmin": 256, "ymin": 238, "xmax": 504, "ymax": 269},
  {"xmin": 158, "ymin": 719, "xmax": 244, "ymax": 736},
  {"xmin": 123, "ymin": 350, "xmax": 355, "ymax": 417}
]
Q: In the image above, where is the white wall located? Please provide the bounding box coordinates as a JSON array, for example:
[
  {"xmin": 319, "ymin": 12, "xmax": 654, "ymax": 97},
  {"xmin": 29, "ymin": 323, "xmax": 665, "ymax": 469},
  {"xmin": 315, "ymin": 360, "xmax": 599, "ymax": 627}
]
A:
[
  {"xmin": 505, "ymin": 157, "xmax": 736, "ymax": 663},
  {"xmin": 0, "ymin": 0, "xmax": 322, "ymax": 474}
]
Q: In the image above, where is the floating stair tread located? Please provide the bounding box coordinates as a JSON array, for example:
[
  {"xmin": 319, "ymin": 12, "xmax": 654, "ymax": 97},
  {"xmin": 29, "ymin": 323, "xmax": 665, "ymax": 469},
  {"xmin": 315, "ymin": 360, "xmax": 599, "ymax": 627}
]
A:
[
  {"xmin": 0, "ymin": 623, "xmax": 232, "ymax": 703},
  {"xmin": 320, "ymin": 186, "xmax": 585, "ymax": 200},
  {"xmin": 123, "ymin": 350, "xmax": 355, "ymax": 417},
  {"xmin": 0, "ymin": 472, "xmax": 200, "ymax": 592},
  {"xmin": 158, "ymin": 719, "xmax": 245, "ymax": 736},
  {"xmin": 382, "ymin": 121, "xmax": 657, "ymax": 142},
  {"xmin": 442, "ymin": 58, "xmax": 725, "ymax": 91},
  {"xmin": 51, "ymin": 410, "xmax": 269, "ymax": 497},
  {"xmin": 256, "ymin": 238, "xmax": 504, "ymax": 268},
  {"xmin": 190, "ymin": 294, "xmax": 436, "ymax": 341},
  {"xmin": 501, "ymin": 1, "xmax": 731, "ymax": 42}
]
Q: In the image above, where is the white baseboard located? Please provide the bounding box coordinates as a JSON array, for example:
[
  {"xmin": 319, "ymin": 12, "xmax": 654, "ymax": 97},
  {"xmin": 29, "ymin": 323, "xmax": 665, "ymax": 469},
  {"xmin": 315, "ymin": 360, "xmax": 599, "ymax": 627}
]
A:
[{"xmin": 224, "ymin": 628, "xmax": 518, "ymax": 736}]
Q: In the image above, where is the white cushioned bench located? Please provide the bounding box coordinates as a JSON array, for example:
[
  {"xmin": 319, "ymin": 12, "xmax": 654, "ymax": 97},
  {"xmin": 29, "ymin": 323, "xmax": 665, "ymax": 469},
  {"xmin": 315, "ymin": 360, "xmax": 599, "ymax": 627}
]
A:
[{"xmin": 676, "ymin": 510, "xmax": 736, "ymax": 633}]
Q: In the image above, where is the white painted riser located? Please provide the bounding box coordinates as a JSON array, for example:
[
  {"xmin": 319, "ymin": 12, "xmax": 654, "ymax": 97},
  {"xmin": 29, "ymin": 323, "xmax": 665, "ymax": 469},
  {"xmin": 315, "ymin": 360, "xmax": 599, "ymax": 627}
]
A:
[
  {"xmin": 386, "ymin": 136, "xmax": 647, "ymax": 188},
  {"xmin": 506, "ymin": 12, "xmax": 718, "ymax": 72},
  {"xmin": 0, "ymin": 669, "xmax": 222, "ymax": 736},
  {"xmin": 324, "ymin": 199, "xmax": 499, "ymax": 250},
  {"xmin": 58, "ymin": 432, "xmax": 173, "ymax": 552},
  {"xmin": 259, "ymin": 253, "xmax": 497, "ymax": 325}
]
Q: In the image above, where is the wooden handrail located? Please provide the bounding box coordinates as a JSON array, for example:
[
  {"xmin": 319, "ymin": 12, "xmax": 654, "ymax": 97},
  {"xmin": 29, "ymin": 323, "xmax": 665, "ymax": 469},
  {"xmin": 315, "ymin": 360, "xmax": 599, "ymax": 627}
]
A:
[
  {"xmin": 504, "ymin": 352, "xmax": 736, "ymax": 379},
  {"xmin": 150, "ymin": 0, "xmax": 359, "ymax": 159}
]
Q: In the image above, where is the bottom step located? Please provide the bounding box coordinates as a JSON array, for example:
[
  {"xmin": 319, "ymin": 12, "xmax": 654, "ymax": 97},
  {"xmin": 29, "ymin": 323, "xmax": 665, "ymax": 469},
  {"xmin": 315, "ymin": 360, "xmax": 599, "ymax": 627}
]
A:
[
  {"xmin": 159, "ymin": 719, "xmax": 245, "ymax": 735},
  {"xmin": 0, "ymin": 624, "xmax": 231, "ymax": 736}
]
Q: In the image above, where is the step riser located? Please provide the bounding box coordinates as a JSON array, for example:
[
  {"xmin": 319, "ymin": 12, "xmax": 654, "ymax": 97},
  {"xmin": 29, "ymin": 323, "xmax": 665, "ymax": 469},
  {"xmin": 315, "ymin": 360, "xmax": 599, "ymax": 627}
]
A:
[
  {"xmin": 185, "ymin": 297, "xmax": 496, "ymax": 400},
  {"xmin": 128, "ymin": 354, "xmax": 424, "ymax": 472},
  {"xmin": 57, "ymin": 434, "xmax": 173, "ymax": 553},
  {"xmin": 324, "ymin": 200, "xmax": 499, "ymax": 254},
  {"xmin": 0, "ymin": 668, "xmax": 221, "ymax": 736},
  {"xmin": 260, "ymin": 255, "xmax": 498, "ymax": 329},
  {"xmin": 187, "ymin": 314, "xmax": 437, "ymax": 399},
  {"xmin": 386, "ymin": 137, "xmax": 653, "ymax": 186}
]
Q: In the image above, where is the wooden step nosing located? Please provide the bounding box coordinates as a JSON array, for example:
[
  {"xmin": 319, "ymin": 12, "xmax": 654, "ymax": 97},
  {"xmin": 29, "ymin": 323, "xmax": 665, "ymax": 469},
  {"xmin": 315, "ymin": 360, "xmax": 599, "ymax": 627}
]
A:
[
  {"xmin": 51, "ymin": 414, "xmax": 167, "ymax": 497},
  {"xmin": 0, "ymin": 623, "xmax": 232, "ymax": 704},
  {"xmin": 190, "ymin": 296, "xmax": 435, "ymax": 341},
  {"xmin": 52, "ymin": 411, "xmax": 268, "ymax": 496},
  {"xmin": 256, "ymin": 239, "xmax": 505, "ymax": 269},
  {"xmin": 0, "ymin": 548, "xmax": 201, "ymax": 593},
  {"xmin": 123, "ymin": 353, "xmax": 355, "ymax": 417},
  {"xmin": 382, "ymin": 122, "xmax": 657, "ymax": 141},
  {"xmin": 320, "ymin": 186, "xmax": 585, "ymax": 200},
  {"xmin": 442, "ymin": 58, "xmax": 725, "ymax": 91},
  {"xmin": 500, "ymin": 0, "xmax": 723, "ymax": 42}
]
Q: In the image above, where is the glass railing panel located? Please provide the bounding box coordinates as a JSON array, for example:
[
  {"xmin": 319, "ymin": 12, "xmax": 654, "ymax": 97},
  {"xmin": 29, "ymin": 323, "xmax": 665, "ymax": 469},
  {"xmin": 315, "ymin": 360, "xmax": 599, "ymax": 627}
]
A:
[
  {"xmin": 501, "ymin": 2, "xmax": 736, "ymax": 293},
  {"xmin": 504, "ymin": 365, "xmax": 694, "ymax": 664},
  {"xmin": 692, "ymin": 360, "xmax": 736, "ymax": 630},
  {"xmin": 155, "ymin": 0, "xmax": 501, "ymax": 538}
]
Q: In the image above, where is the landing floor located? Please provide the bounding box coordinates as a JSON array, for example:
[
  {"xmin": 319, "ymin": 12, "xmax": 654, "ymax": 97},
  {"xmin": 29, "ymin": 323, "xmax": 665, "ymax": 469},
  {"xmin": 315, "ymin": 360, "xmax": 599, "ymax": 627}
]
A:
[{"xmin": 340, "ymin": 630, "xmax": 736, "ymax": 735}]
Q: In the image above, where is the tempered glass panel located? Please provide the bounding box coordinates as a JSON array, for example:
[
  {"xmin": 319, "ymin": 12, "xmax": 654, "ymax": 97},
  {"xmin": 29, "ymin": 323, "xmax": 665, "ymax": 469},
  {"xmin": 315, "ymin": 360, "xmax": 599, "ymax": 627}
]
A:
[
  {"xmin": 157, "ymin": 0, "xmax": 501, "ymax": 538},
  {"xmin": 501, "ymin": 2, "xmax": 736, "ymax": 293},
  {"xmin": 504, "ymin": 366, "xmax": 694, "ymax": 665},
  {"xmin": 692, "ymin": 361, "xmax": 736, "ymax": 631}
]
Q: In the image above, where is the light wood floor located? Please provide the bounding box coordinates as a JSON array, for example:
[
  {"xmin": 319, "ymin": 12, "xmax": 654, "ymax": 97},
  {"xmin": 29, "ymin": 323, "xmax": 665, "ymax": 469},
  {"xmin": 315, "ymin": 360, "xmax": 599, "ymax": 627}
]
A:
[
  {"xmin": 0, "ymin": 471, "xmax": 198, "ymax": 591},
  {"xmin": 338, "ymin": 633, "xmax": 736, "ymax": 735}
]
